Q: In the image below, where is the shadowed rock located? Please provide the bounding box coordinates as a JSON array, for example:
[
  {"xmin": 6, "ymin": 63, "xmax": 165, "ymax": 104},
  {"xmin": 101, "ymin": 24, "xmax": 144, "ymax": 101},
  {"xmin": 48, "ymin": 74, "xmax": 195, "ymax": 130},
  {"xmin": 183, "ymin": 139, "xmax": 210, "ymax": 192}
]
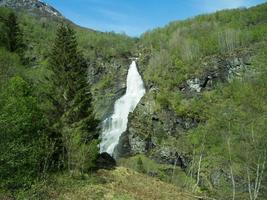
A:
[{"xmin": 96, "ymin": 152, "xmax": 116, "ymax": 170}]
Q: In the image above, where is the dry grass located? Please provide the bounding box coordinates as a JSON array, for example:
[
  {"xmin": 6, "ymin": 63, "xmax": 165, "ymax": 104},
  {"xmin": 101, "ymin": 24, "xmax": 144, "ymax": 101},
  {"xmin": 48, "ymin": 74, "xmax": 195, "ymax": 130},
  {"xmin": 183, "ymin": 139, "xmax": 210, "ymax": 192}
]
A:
[{"xmin": 59, "ymin": 167, "xmax": 194, "ymax": 200}]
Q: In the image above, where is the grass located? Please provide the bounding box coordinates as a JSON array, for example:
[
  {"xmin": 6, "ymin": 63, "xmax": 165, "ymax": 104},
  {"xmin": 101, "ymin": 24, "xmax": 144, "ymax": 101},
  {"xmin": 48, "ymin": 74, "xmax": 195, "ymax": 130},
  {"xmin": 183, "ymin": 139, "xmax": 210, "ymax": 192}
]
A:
[
  {"xmin": 119, "ymin": 155, "xmax": 196, "ymax": 192},
  {"xmin": 13, "ymin": 167, "xmax": 194, "ymax": 200},
  {"xmin": 59, "ymin": 167, "xmax": 193, "ymax": 200}
]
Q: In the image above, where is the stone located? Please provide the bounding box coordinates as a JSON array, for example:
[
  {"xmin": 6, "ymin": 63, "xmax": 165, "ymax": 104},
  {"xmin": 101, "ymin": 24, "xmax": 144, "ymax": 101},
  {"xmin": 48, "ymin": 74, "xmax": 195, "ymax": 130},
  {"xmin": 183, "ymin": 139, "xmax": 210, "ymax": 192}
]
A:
[
  {"xmin": 151, "ymin": 147, "xmax": 188, "ymax": 169},
  {"xmin": 95, "ymin": 152, "xmax": 116, "ymax": 170},
  {"xmin": 186, "ymin": 78, "xmax": 202, "ymax": 92}
]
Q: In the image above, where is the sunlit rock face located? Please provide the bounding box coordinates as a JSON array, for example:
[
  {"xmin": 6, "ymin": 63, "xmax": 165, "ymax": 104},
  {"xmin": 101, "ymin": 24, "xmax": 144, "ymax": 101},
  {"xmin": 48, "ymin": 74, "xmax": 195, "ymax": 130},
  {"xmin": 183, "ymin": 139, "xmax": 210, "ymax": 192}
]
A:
[
  {"xmin": 100, "ymin": 61, "xmax": 146, "ymax": 156},
  {"xmin": 0, "ymin": 0, "xmax": 63, "ymax": 17}
]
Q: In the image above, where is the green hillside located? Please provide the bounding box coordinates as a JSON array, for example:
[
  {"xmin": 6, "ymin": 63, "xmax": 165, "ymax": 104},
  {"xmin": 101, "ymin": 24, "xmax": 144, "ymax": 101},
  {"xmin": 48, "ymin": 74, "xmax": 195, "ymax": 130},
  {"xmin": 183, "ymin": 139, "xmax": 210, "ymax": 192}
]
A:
[
  {"xmin": 0, "ymin": 2, "xmax": 267, "ymax": 200},
  {"xmin": 127, "ymin": 3, "xmax": 267, "ymax": 199}
]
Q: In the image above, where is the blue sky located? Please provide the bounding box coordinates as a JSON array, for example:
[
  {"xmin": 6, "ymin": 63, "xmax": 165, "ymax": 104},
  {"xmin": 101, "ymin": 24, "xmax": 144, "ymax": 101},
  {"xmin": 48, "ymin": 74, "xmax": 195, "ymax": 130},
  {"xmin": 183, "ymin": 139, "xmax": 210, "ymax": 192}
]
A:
[{"xmin": 44, "ymin": 0, "xmax": 267, "ymax": 36}]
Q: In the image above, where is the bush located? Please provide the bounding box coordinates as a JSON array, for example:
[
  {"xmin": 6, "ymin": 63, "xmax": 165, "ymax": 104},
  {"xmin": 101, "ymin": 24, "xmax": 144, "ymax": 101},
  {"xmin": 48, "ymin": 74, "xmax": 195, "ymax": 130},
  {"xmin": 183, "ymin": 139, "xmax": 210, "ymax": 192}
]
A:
[{"xmin": 0, "ymin": 76, "xmax": 47, "ymax": 191}]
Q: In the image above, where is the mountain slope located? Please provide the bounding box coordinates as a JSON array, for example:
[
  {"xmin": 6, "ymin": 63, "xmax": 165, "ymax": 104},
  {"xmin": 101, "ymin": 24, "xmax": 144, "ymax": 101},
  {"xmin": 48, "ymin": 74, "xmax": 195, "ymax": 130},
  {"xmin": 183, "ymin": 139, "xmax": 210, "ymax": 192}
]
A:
[
  {"xmin": 0, "ymin": 0, "xmax": 136, "ymax": 120},
  {"xmin": 1, "ymin": 1, "xmax": 267, "ymax": 199},
  {"xmin": 118, "ymin": 3, "xmax": 267, "ymax": 199},
  {"xmin": 0, "ymin": 0, "xmax": 63, "ymax": 18}
]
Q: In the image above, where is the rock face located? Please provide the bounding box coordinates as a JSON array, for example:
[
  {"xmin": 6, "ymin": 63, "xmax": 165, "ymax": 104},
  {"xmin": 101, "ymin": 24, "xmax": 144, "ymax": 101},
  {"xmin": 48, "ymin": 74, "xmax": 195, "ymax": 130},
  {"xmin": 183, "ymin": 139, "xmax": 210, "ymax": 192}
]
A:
[
  {"xmin": 91, "ymin": 59, "xmax": 130, "ymax": 121},
  {"xmin": 181, "ymin": 51, "xmax": 252, "ymax": 94},
  {"xmin": 116, "ymin": 50, "xmax": 253, "ymax": 169},
  {"xmin": 0, "ymin": 0, "xmax": 63, "ymax": 18},
  {"xmin": 152, "ymin": 147, "xmax": 188, "ymax": 169},
  {"xmin": 115, "ymin": 90, "xmax": 197, "ymax": 164}
]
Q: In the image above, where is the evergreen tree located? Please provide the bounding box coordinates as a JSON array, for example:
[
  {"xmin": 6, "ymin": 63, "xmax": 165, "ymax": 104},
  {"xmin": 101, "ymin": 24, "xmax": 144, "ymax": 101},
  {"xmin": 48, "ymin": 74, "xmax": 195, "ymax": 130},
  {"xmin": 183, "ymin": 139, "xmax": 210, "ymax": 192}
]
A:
[
  {"xmin": 5, "ymin": 12, "xmax": 23, "ymax": 53},
  {"xmin": 49, "ymin": 24, "xmax": 99, "ymax": 173}
]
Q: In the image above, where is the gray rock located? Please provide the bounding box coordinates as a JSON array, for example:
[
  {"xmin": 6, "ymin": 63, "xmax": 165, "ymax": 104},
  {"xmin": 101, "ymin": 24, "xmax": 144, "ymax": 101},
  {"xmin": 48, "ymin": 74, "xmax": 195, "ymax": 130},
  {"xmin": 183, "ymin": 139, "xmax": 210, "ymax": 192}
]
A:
[
  {"xmin": 114, "ymin": 90, "xmax": 195, "ymax": 168},
  {"xmin": 0, "ymin": 0, "xmax": 63, "ymax": 18},
  {"xmin": 151, "ymin": 147, "xmax": 188, "ymax": 169},
  {"xmin": 181, "ymin": 50, "xmax": 252, "ymax": 94},
  {"xmin": 186, "ymin": 78, "xmax": 202, "ymax": 92}
]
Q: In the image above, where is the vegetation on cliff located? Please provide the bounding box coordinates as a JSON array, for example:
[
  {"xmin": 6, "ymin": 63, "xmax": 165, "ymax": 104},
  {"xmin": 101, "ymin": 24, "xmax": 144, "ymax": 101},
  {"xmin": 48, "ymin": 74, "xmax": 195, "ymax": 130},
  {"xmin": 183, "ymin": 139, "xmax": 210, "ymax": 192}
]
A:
[{"xmin": 129, "ymin": 3, "xmax": 267, "ymax": 199}]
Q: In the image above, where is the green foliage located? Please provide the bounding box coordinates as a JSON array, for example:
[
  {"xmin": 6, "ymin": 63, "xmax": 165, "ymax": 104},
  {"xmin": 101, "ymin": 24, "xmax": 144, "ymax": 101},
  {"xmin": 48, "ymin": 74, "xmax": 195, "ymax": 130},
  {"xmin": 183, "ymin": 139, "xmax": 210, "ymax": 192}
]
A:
[
  {"xmin": 119, "ymin": 155, "xmax": 196, "ymax": 190},
  {"xmin": 49, "ymin": 24, "xmax": 99, "ymax": 173},
  {"xmin": 94, "ymin": 73, "xmax": 114, "ymax": 91},
  {"xmin": 0, "ymin": 77, "xmax": 47, "ymax": 191},
  {"xmin": 0, "ymin": 6, "xmax": 135, "ymax": 195},
  {"xmin": 0, "ymin": 4, "xmax": 136, "ymax": 198},
  {"xmin": 140, "ymin": 3, "xmax": 267, "ymax": 90},
  {"xmin": 0, "ymin": 8, "xmax": 10, "ymax": 47},
  {"xmin": 0, "ymin": 9, "xmax": 26, "ymax": 64},
  {"xmin": 139, "ymin": 3, "xmax": 267, "ymax": 198},
  {"xmin": 136, "ymin": 157, "xmax": 146, "ymax": 173},
  {"xmin": 0, "ymin": 48, "xmax": 23, "ymax": 87},
  {"xmin": 4, "ymin": 12, "xmax": 24, "ymax": 53},
  {"xmin": 174, "ymin": 47, "xmax": 267, "ymax": 198}
]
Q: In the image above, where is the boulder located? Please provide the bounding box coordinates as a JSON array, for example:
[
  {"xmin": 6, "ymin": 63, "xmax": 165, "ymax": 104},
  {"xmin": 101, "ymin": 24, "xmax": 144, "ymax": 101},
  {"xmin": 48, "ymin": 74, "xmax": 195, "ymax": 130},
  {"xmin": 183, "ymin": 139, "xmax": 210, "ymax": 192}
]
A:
[{"xmin": 95, "ymin": 152, "xmax": 116, "ymax": 170}]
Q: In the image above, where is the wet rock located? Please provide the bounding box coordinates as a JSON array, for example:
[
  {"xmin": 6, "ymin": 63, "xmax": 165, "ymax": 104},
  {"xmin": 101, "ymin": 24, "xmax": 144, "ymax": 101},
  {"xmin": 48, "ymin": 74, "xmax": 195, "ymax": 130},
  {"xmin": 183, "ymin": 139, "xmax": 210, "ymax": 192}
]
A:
[
  {"xmin": 115, "ymin": 92, "xmax": 198, "ymax": 159},
  {"xmin": 176, "ymin": 116, "xmax": 199, "ymax": 130},
  {"xmin": 115, "ymin": 127, "xmax": 154, "ymax": 158},
  {"xmin": 113, "ymin": 130, "xmax": 132, "ymax": 159}
]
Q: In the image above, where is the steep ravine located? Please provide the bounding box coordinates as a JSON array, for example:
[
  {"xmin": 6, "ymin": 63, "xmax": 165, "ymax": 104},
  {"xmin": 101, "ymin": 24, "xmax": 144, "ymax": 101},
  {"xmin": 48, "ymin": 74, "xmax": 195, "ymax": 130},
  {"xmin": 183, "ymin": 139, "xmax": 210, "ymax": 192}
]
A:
[{"xmin": 115, "ymin": 48, "xmax": 254, "ymax": 187}]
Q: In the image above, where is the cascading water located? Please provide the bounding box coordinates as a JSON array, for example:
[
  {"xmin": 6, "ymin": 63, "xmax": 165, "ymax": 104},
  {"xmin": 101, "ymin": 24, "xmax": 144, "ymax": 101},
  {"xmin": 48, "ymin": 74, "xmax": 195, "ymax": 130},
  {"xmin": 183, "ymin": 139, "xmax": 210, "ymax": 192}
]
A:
[{"xmin": 100, "ymin": 60, "xmax": 146, "ymax": 156}]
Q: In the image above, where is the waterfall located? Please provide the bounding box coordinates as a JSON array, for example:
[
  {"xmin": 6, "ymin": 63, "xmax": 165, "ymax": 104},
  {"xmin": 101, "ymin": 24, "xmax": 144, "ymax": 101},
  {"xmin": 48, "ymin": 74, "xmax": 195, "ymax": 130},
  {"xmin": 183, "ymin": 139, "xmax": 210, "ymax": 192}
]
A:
[{"xmin": 100, "ymin": 60, "xmax": 146, "ymax": 156}]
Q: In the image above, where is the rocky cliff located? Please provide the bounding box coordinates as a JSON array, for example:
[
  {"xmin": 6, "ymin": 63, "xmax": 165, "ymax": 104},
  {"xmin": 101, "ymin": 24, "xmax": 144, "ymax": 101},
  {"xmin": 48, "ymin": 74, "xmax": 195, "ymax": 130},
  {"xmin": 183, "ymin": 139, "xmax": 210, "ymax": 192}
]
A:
[
  {"xmin": 0, "ymin": 0, "xmax": 63, "ymax": 18},
  {"xmin": 117, "ymin": 49, "xmax": 253, "ymax": 160}
]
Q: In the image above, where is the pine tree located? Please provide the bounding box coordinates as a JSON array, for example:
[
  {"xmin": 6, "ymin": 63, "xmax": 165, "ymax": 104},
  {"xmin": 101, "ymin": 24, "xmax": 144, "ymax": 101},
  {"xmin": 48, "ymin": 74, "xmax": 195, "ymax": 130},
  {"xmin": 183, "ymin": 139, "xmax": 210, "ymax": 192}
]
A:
[
  {"xmin": 49, "ymin": 24, "xmax": 99, "ymax": 173},
  {"xmin": 5, "ymin": 12, "xmax": 23, "ymax": 53}
]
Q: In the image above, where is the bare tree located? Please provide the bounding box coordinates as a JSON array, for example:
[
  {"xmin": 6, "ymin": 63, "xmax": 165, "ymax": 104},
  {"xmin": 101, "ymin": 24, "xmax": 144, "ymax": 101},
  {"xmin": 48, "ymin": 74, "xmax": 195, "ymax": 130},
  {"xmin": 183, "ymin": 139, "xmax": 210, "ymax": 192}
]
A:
[
  {"xmin": 246, "ymin": 125, "xmax": 266, "ymax": 200},
  {"xmin": 193, "ymin": 143, "xmax": 204, "ymax": 192},
  {"xmin": 184, "ymin": 145, "xmax": 196, "ymax": 189},
  {"xmin": 227, "ymin": 137, "xmax": 236, "ymax": 200},
  {"xmin": 218, "ymin": 29, "xmax": 241, "ymax": 53}
]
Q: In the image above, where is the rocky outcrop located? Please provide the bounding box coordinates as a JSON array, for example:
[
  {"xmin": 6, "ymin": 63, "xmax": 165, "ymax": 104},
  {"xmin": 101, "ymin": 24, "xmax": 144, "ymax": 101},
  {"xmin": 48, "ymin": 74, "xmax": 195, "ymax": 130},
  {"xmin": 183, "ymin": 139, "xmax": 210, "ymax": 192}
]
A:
[
  {"xmin": 0, "ymin": 0, "xmax": 63, "ymax": 18},
  {"xmin": 181, "ymin": 50, "xmax": 252, "ymax": 94},
  {"xmin": 115, "ymin": 91, "xmax": 196, "ymax": 166},
  {"xmin": 95, "ymin": 152, "xmax": 116, "ymax": 170},
  {"xmin": 151, "ymin": 147, "xmax": 189, "ymax": 169},
  {"xmin": 116, "ymin": 49, "xmax": 253, "ymax": 169},
  {"xmin": 91, "ymin": 58, "xmax": 130, "ymax": 120}
]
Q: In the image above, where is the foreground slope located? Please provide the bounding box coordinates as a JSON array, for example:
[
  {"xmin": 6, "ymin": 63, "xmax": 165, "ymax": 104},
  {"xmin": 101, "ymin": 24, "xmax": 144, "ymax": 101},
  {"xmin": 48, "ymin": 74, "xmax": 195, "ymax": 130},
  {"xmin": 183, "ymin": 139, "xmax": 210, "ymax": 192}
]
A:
[{"xmin": 16, "ymin": 167, "xmax": 193, "ymax": 200}]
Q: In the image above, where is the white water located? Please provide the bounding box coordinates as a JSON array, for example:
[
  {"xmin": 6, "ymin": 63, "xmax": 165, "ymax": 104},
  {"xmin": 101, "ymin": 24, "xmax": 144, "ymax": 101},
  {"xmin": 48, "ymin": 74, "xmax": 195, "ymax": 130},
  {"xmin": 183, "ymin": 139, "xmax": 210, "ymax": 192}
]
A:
[{"xmin": 100, "ymin": 61, "xmax": 146, "ymax": 156}]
